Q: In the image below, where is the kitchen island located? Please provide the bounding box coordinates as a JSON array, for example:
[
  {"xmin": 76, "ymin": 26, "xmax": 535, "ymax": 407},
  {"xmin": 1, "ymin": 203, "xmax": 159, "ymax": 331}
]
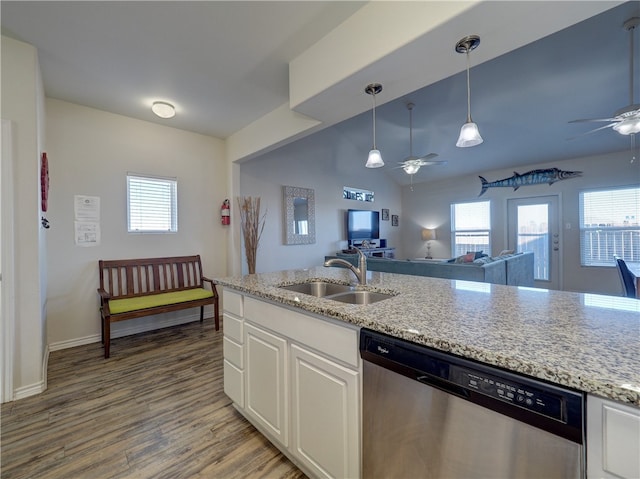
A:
[
  {"xmin": 215, "ymin": 266, "xmax": 639, "ymax": 405},
  {"xmin": 214, "ymin": 266, "xmax": 640, "ymax": 478}
]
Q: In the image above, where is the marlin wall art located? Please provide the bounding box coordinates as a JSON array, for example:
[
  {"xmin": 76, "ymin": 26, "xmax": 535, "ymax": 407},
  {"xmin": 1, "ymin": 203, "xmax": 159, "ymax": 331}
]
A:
[{"xmin": 479, "ymin": 168, "xmax": 582, "ymax": 196}]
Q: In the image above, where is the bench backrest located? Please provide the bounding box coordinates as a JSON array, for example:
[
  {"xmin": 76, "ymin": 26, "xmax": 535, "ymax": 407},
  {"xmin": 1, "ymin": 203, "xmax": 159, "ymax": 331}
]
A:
[{"xmin": 99, "ymin": 255, "xmax": 206, "ymax": 299}]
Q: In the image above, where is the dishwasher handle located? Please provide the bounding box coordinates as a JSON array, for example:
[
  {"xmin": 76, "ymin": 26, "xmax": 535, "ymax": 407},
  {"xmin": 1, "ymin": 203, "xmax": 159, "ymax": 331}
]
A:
[{"xmin": 416, "ymin": 374, "xmax": 471, "ymax": 399}]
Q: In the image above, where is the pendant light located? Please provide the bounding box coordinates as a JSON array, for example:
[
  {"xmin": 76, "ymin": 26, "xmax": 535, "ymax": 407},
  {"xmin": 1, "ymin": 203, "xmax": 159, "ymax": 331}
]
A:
[
  {"xmin": 455, "ymin": 35, "xmax": 483, "ymax": 147},
  {"xmin": 365, "ymin": 83, "xmax": 384, "ymax": 168}
]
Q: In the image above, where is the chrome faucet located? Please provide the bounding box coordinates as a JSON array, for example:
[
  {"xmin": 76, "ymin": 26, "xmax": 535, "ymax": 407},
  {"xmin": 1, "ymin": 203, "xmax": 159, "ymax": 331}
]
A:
[{"xmin": 324, "ymin": 247, "xmax": 368, "ymax": 285}]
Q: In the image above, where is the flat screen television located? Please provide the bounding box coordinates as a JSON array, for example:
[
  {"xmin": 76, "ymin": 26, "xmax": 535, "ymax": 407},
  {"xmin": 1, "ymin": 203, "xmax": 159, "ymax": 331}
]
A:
[{"xmin": 347, "ymin": 209, "xmax": 380, "ymax": 241}]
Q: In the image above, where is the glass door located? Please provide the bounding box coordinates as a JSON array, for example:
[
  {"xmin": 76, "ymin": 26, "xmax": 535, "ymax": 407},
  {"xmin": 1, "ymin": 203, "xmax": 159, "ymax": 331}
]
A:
[{"xmin": 508, "ymin": 196, "xmax": 561, "ymax": 290}]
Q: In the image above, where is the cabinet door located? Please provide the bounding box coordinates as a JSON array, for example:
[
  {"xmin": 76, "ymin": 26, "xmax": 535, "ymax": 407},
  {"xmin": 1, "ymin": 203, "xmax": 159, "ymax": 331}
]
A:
[
  {"xmin": 587, "ymin": 395, "xmax": 640, "ymax": 478},
  {"xmin": 244, "ymin": 322, "xmax": 288, "ymax": 447},
  {"xmin": 290, "ymin": 344, "xmax": 360, "ymax": 479}
]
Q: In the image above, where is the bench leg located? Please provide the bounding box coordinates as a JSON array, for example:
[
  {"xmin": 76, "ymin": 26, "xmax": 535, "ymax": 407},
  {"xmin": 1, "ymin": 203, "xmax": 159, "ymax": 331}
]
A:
[
  {"xmin": 104, "ymin": 318, "xmax": 111, "ymax": 359},
  {"xmin": 200, "ymin": 306, "xmax": 204, "ymax": 323}
]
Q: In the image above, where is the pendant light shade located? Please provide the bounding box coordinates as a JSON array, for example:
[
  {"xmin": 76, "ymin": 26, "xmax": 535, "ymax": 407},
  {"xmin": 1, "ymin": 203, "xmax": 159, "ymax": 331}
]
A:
[
  {"xmin": 457, "ymin": 121, "xmax": 483, "ymax": 147},
  {"xmin": 367, "ymin": 149, "xmax": 384, "ymax": 168},
  {"xmin": 365, "ymin": 83, "xmax": 384, "ymax": 168},
  {"xmin": 455, "ymin": 35, "xmax": 483, "ymax": 148}
]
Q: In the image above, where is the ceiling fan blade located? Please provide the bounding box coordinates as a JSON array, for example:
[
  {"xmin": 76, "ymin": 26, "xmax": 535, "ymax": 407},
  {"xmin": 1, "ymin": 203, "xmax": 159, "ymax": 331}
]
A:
[
  {"xmin": 569, "ymin": 117, "xmax": 620, "ymax": 123},
  {"xmin": 567, "ymin": 122, "xmax": 618, "ymax": 140},
  {"xmin": 417, "ymin": 159, "xmax": 447, "ymax": 166},
  {"xmin": 417, "ymin": 152, "xmax": 438, "ymax": 161}
]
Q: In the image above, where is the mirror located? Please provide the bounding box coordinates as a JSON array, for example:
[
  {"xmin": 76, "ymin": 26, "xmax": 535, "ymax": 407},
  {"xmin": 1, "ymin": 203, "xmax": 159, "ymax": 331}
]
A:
[{"xmin": 284, "ymin": 186, "xmax": 315, "ymax": 245}]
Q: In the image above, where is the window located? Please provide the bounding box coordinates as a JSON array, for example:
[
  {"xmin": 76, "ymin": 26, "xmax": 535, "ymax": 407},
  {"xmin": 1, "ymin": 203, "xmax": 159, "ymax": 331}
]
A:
[
  {"xmin": 127, "ymin": 174, "xmax": 177, "ymax": 233},
  {"xmin": 579, "ymin": 186, "xmax": 639, "ymax": 266},
  {"xmin": 451, "ymin": 200, "xmax": 491, "ymax": 256}
]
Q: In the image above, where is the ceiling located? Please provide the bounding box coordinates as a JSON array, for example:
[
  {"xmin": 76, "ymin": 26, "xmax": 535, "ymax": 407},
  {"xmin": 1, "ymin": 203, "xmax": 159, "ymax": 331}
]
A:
[
  {"xmin": 1, "ymin": 1, "xmax": 366, "ymax": 137},
  {"xmin": 2, "ymin": 1, "xmax": 639, "ymax": 187}
]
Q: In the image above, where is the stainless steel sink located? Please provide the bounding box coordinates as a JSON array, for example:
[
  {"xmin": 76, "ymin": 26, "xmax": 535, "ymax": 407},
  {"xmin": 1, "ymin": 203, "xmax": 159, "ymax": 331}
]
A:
[
  {"xmin": 279, "ymin": 281, "xmax": 354, "ymax": 297},
  {"xmin": 327, "ymin": 290, "xmax": 395, "ymax": 305}
]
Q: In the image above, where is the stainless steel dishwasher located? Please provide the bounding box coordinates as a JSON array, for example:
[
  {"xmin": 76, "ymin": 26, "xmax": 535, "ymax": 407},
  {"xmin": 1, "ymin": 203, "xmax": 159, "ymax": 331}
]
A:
[{"xmin": 360, "ymin": 329, "xmax": 585, "ymax": 478}]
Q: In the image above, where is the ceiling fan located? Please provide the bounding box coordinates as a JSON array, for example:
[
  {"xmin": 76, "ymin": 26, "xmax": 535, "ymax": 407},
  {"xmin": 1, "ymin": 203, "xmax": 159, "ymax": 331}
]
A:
[
  {"xmin": 397, "ymin": 103, "xmax": 447, "ymax": 175},
  {"xmin": 569, "ymin": 17, "xmax": 640, "ymax": 137}
]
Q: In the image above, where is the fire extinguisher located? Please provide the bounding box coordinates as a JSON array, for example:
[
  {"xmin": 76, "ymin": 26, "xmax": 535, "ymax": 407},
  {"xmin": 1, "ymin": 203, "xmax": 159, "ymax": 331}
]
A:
[{"xmin": 221, "ymin": 199, "xmax": 230, "ymax": 225}]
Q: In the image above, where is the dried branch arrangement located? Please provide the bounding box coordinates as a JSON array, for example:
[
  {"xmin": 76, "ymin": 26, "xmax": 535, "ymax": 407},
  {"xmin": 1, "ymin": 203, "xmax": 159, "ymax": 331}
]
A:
[{"xmin": 237, "ymin": 196, "xmax": 266, "ymax": 274}]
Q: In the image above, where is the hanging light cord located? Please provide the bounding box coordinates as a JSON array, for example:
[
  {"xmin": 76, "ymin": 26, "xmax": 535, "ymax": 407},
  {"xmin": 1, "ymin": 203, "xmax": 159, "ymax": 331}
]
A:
[
  {"xmin": 630, "ymin": 22, "xmax": 636, "ymax": 105},
  {"xmin": 465, "ymin": 49, "xmax": 472, "ymax": 122},
  {"xmin": 372, "ymin": 93, "xmax": 377, "ymax": 148},
  {"xmin": 629, "ymin": 21, "xmax": 636, "ymax": 163},
  {"xmin": 409, "ymin": 105, "xmax": 413, "ymax": 155}
]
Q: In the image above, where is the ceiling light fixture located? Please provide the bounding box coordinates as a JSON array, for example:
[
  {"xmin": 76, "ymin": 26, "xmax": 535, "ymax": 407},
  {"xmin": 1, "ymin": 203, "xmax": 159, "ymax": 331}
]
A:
[
  {"xmin": 403, "ymin": 164, "xmax": 420, "ymax": 175},
  {"xmin": 151, "ymin": 101, "xmax": 176, "ymax": 119},
  {"xmin": 365, "ymin": 83, "xmax": 384, "ymax": 168},
  {"xmin": 455, "ymin": 35, "xmax": 483, "ymax": 148},
  {"xmin": 398, "ymin": 102, "xmax": 446, "ymax": 174}
]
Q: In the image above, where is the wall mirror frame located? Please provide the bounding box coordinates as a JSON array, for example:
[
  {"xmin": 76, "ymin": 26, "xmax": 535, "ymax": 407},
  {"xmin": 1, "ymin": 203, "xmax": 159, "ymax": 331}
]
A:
[{"xmin": 283, "ymin": 185, "xmax": 315, "ymax": 245}]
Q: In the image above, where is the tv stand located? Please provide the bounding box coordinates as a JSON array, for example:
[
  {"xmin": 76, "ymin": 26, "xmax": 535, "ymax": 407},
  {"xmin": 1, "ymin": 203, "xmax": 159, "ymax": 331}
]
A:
[{"xmin": 340, "ymin": 247, "xmax": 395, "ymax": 259}]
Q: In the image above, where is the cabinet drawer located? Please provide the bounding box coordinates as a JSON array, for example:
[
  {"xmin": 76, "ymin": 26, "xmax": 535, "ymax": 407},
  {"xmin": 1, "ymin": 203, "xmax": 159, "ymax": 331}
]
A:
[
  {"xmin": 223, "ymin": 360, "xmax": 244, "ymax": 407},
  {"xmin": 244, "ymin": 297, "xmax": 359, "ymax": 368},
  {"xmin": 224, "ymin": 314, "xmax": 243, "ymax": 343},
  {"xmin": 223, "ymin": 337, "xmax": 243, "ymax": 369},
  {"xmin": 223, "ymin": 289, "xmax": 243, "ymax": 317}
]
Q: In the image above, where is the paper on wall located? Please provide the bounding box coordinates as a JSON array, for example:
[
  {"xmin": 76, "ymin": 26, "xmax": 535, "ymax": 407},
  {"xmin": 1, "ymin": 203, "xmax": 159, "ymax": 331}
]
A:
[
  {"xmin": 74, "ymin": 195, "xmax": 100, "ymax": 246},
  {"xmin": 75, "ymin": 221, "xmax": 100, "ymax": 246},
  {"xmin": 74, "ymin": 195, "xmax": 100, "ymax": 221}
]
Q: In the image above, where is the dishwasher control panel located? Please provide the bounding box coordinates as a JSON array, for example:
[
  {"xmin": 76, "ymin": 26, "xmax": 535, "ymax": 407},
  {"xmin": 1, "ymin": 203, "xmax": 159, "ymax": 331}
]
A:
[
  {"xmin": 450, "ymin": 366, "xmax": 564, "ymax": 421},
  {"xmin": 360, "ymin": 328, "xmax": 584, "ymax": 441}
]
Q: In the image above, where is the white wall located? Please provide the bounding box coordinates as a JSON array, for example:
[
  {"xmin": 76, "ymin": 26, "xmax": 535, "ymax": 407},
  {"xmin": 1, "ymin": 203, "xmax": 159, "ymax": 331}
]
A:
[
  {"xmin": 401, "ymin": 150, "xmax": 638, "ymax": 295},
  {"xmin": 240, "ymin": 124, "xmax": 403, "ymax": 273},
  {"xmin": 45, "ymin": 99, "xmax": 228, "ymax": 348},
  {"xmin": 1, "ymin": 36, "xmax": 47, "ymax": 398}
]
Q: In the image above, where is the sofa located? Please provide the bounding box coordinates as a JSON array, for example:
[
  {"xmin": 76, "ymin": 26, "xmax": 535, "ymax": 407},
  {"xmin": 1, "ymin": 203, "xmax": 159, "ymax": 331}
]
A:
[{"xmin": 323, "ymin": 251, "xmax": 534, "ymax": 287}]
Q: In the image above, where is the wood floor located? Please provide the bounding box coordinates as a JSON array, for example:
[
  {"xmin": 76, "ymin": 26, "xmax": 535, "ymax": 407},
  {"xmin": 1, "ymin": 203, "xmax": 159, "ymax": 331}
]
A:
[{"xmin": 1, "ymin": 320, "xmax": 307, "ymax": 479}]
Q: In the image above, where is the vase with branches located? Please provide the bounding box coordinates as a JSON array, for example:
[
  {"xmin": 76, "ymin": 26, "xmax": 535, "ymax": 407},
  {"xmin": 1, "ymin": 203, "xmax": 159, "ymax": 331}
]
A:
[{"xmin": 237, "ymin": 196, "xmax": 266, "ymax": 274}]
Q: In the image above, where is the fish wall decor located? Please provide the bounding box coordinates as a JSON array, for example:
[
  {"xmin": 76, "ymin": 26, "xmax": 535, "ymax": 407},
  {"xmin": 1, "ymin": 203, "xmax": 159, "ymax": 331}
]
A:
[{"xmin": 479, "ymin": 168, "xmax": 582, "ymax": 196}]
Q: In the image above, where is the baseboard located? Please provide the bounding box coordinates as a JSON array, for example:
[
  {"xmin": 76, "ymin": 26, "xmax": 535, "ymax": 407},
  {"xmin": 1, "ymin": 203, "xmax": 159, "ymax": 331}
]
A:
[
  {"xmin": 14, "ymin": 378, "xmax": 46, "ymax": 400},
  {"xmin": 48, "ymin": 313, "xmax": 206, "ymax": 352}
]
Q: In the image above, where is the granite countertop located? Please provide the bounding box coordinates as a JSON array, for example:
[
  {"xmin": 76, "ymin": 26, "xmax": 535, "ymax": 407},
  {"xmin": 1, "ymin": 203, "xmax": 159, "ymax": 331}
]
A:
[{"xmin": 213, "ymin": 266, "xmax": 640, "ymax": 407}]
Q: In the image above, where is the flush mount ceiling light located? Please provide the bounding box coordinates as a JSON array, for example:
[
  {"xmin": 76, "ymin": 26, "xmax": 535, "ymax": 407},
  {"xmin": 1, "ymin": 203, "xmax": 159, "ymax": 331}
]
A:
[
  {"xmin": 365, "ymin": 83, "xmax": 384, "ymax": 168},
  {"xmin": 151, "ymin": 101, "xmax": 176, "ymax": 119},
  {"xmin": 455, "ymin": 35, "xmax": 483, "ymax": 148}
]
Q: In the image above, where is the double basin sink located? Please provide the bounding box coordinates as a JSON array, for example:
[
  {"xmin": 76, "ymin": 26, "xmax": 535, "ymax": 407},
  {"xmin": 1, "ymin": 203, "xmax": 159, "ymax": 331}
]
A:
[{"xmin": 278, "ymin": 281, "xmax": 394, "ymax": 305}]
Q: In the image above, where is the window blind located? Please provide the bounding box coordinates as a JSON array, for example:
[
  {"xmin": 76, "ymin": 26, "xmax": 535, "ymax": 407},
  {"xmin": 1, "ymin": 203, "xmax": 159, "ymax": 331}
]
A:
[
  {"xmin": 127, "ymin": 174, "xmax": 178, "ymax": 233},
  {"xmin": 451, "ymin": 200, "xmax": 491, "ymax": 256},
  {"xmin": 579, "ymin": 186, "xmax": 639, "ymax": 265}
]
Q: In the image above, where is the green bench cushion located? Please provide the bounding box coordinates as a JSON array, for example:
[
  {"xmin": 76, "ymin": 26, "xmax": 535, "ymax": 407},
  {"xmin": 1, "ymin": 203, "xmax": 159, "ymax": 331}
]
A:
[{"xmin": 109, "ymin": 288, "xmax": 214, "ymax": 314}]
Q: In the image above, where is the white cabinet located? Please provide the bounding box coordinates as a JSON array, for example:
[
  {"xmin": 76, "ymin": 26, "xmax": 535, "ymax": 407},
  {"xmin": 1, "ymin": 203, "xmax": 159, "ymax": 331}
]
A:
[
  {"xmin": 222, "ymin": 290, "xmax": 244, "ymax": 407},
  {"xmin": 244, "ymin": 322, "xmax": 288, "ymax": 446},
  {"xmin": 587, "ymin": 395, "xmax": 640, "ymax": 479},
  {"xmin": 290, "ymin": 343, "xmax": 360, "ymax": 479},
  {"xmin": 222, "ymin": 291, "xmax": 361, "ymax": 479}
]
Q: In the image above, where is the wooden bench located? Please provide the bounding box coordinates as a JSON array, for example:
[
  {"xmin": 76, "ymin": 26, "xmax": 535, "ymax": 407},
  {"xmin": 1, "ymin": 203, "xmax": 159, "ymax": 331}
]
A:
[{"xmin": 98, "ymin": 255, "xmax": 219, "ymax": 358}]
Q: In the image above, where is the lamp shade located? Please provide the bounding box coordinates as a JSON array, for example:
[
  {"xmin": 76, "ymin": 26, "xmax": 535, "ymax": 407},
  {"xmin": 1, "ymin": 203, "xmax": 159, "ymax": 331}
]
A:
[
  {"xmin": 456, "ymin": 122, "xmax": 483, "ymax": 147},
  {"xmin": 366, "ymin": 149, "xmax": 384, "ymax": 168},
  {"xmin": 421, "ymin": 228, "xmax": 436, "ymax": 241}
]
